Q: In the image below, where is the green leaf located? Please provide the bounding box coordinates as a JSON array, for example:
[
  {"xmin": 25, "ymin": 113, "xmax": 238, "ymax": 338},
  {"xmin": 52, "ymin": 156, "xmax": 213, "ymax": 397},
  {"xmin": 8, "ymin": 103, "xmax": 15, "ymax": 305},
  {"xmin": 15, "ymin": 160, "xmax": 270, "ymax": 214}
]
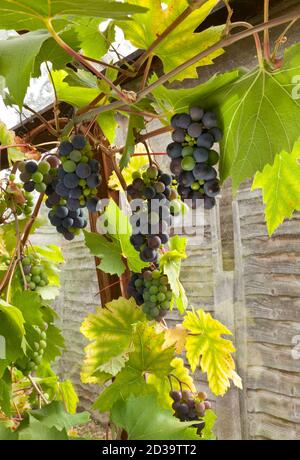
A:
[
  {"xmin": 94, "ymin": 323, "xmax": 174, "ymax": 412},
  {"xmin": 58, "ymin": 380, "xmax": 79, "ymax": 415},
  {"xmin": 0, "ymin": 422, "xmax": 18, "ymax": 440},
  {"xmin": 0, "ymin": 216, "xmax": 44, "ymax": 254},
  {"xmin": 0, "ymin": 1, "xmax": 148, "ymax": 31},
  {"xmin": 12, "ymin": 290, "xmax": 44, "ymax": 328},
  {"xmin": 120, "ymin": 114, "xmax": 145, "ymax": 170},
  {"xmin": 207, "ymin": 42, "xmax": 300, "ymax": 189},
  {"xmin": 111, "ymin": 394, "xmax": 200, "ymax": 440},
  {"xmin": 97, "ymin": 111, "xmax": 117, "ymax": 145},
  {"xmin": 117, "ymin": 0, "xmax": 223, "ymax": 81},
  {"xmin": 160, "ymin": 236, "xmax": 188, "ymax": 313},
  {"xmin": 80, "ymin": 296, "xmax": 145, "ymax": 384},
  {"xmin": 32, "ymin": 244, "xmax": 64, "ymax": 263},
  {"xmin": 71, "ymin": 18, "xmax": 109, "ymax": 60},
  {"xmin": 0, "ymin": 370, "xmax": 12, "ymax": 416},
  {"xmin": 252, "ymin": 139, "xmax": 300, "ymax": 235},
  {"xmin": 43, "ymin": 323, "xmax": 65, "ymax": 363},
  {"xmin": 0, "ymin": 299, "xmax": 26, "ymax": 362},
  {"xmin": 18, "ymin": 417, "xmax": 69, "ymax": 440},
  {"xmin": 183, "ymin": 308, "xmax": 240, "ymax": 396},
  {"xmin": 84, "ymin": 199, "xmax": 149, "ymax": 276},
  {"xmin": 0, "ymin": 30, "xmax": 50, "ymax": 108},
  {"xmin": 28, "ymin": 401, "xmax": 89, "ymax": 431},
  {"xmin": 52, "ymin": 69, "xmax": 100, "ymax": 107},
  {"xmin": 149, "ymin": 69, "xmax": 241, "ymax": 119},
  {"xmin": 201, "ymin": 409, "xmax": 217, "ymax": 440}
]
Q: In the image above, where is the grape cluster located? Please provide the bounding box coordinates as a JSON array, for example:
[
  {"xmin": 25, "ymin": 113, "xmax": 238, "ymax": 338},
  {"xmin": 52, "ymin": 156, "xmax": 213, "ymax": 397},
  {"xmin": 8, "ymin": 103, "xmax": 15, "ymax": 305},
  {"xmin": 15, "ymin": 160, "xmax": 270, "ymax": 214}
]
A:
[
  {"xmin": 0, "ymin": 176, "xmax": 34, "ymax": 221},
  {"xmin": 170, "ymin": 389, "xmax": 211, "ymax": 432},
  {"xmin": 127, "ymin": 268, "xmax": 172, "ymax": 321},
  {"xmin": 18, "ymin": 324, "xmax": 47, "ymax": 375},
  {"xmin": 18, "ymin": 157, "xmax": 60, "ymax": 194},
  {"xmin": 128, "ymin": 165, "xmax": 179, "ymax": 262},
  {"xmin": 21, "ymin": 254, "xmax": 49, "ymax": 291},
  {"xmin": 167, "ymin": 107, "xmax": 222, "ymax": 209},
  {"xmin": 44, "ymin": 135, "xmax": 101, "ymax": 240}
]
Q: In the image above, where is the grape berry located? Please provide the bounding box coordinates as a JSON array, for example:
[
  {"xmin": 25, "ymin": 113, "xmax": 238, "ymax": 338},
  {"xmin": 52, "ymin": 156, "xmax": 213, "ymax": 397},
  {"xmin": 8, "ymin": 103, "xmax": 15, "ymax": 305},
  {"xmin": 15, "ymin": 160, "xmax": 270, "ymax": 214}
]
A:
[
  {"xmin": 20, "ymin": 253, "xmax": 49, "ymax": 291},
  {"xmin": 170, "ymin": 389, "xmax": 211, "ymax": 433},
  {"xmin": 168, "ymin": 107, "xmax": 222, "ymax": 209}
]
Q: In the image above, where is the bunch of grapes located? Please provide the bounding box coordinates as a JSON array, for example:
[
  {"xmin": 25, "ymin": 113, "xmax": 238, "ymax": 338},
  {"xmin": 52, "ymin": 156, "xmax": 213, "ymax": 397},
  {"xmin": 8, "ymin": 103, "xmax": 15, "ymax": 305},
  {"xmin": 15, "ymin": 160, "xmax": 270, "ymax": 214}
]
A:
[
  {"xmin": 18, "ymin": 156, "xmax": 60, "ymax": 194},
  {"xmin": 170, "ymin": 389, "xmax": 211, "ymax": 432},
  {"xmin": 128, "ymin": 165, "xmax": 178, "ymax": 262},
  {"xmin": 127, "ymin": 268, "xmax": 172, "ymax": 321},
  {"xmin": 167, "ymin": 107, "xmax": 222, "ymax": 209},
  {"xmin": 20, "ymin": 253, "xmax": 49, "ymax": 291},
  {"xmin": 55, "ymin": 135, "xmax": 102, "ymax": 213},
  {"xmin": 16, "ymin": 324, "xmax": 47, "ymax": 375}
]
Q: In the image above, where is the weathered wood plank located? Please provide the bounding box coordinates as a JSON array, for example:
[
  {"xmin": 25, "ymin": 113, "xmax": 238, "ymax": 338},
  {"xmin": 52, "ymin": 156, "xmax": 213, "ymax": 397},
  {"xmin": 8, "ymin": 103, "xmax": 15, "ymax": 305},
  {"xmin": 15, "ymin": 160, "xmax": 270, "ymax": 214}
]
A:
[{"xmin": 247, "ymin": 366, "xmax": 300, "ymax": 397}]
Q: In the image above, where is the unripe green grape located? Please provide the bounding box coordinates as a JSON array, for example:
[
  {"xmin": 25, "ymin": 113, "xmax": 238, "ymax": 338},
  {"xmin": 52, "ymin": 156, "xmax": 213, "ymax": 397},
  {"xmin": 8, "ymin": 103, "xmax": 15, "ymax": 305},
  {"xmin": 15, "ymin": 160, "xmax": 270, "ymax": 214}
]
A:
[
  {"xmin": 150, "ymin": 295, "xmax": 157, "ymax": 303},
  {"xmin": 83, "ymin": 188, "xmax": 91, "ymax": 197},
  {"xmin": 38, "ymin": 280, "xmax": 46, "ymax": 287},
  {"xmin": 79, "ymin": 179, "xmax": 86, "ymax": 187},
  {"xmin": 63, "ymin": 160, "xmax": 76, "ymax": 173},
  {"xmin": 39, "ymin": 340, "xmax": 47, "ymax": 349},
  {"xmin": 32, "ymin": 275, "xmax": 41, "ymax": 284},
  {"xmin": 152, "ymin": 270, "xmax": 161, "ymax": 280},
  {"xmin": 40, "ymin": 331, "xmax": 47, "ymax": 340},
  {"xmin": 191, "ymin": 181, "xmax": 200, "ymax": 191},
  {"xmin": 161, "ymin": 301, "xmax": 170, "ymax": 310},
  {"xmin": 182, "ymin": 146, "xmax": 194, "ymax": 157},
  {"xmin": 146, "ymin": 166, "xmax": 158, "ymax": 179},
  {"xmin": 35, "ymin": 182, "xmax": 47, "ymax": 193},
  {"xmin": 37, "ymin": 161, "xmax": 51, "ymax": 174},
  {"xmin": 80, "ymin": 156, "xmax": 89, "ymax": 163},
  {"xmin": 132, "ymin": 171, "xmax": 141, "ymax": 180},
  {"xmin": 31, "ymin": 266, "xmax": 41, "ymax": 276},
  {"xmin": 149, "ymin": 285, "xmax": 158, "ymax": 294},
  {"xmin": 157, "ymin": 292, "xmax": 166, "ymax": 302},
  {"xmin": 70, "ymin": 150, "xmax": 82, "ymax": 162},
  {"xmin": 181, "ymin": 156, "xmax": 195, "ymax": 171},
  {"xmin": 22, "ymin": 257, "xmax": 31, "ymax": 266},
  {"xmin": 29, "ymin": 282, "xmax": 36, "ymax": 290},
  {"xmin": 31, "ymin": 172, "xmax": 44, "ymax": 184}
]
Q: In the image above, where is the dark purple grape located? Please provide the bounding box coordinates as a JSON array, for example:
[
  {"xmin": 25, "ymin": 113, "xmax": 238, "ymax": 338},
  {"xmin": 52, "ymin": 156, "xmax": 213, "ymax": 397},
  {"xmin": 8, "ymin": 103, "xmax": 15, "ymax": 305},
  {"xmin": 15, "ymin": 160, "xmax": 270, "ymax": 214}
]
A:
[
  {"xmin": 76, "ymin": 163, "xmax": 91, "ymax": 179},
  {"xmin": 144, "ymin": 186, "xmax": 156, "ymax": 199},
  {"xmin": 209, "ymin": 127, "xmax": 223, "ymax": 142},
  {"xmin": 171, "ymin": 113, "xmax": 181, "ymax": 128},
  {"xmin": 45, "ymin": 199, "xmax": 52, "ymax": 209},
  {"xmin": 20, "ymin": 172, "xmax": 31, "ymax": 182},
  {"xmin": 55, "ymin": 182, "xmax": 70, "ymax": 198},
  {"xmin": 89, "ymin": 159, "xmax": 100, "ymax": 173},
  {"xmin": 130, "ymin": 234, "xmax": 145, "ymax": 248},
  {"xmin": 170, "ymin": 158, "xmax": 183, "ymax": 176},
  {"xmin": 69, "ymin": 209, "xmax": 80, "ymax": 218},
  {"xmin": 47, "ymin": 155, "xmax": 60, "ymax": 168},
  {"xmin": 23, "ymin": 265, "xmax": 31, "ymax": 275},
  {"xmin": 141, "ymin": 247, "xmax": 157, "ymax": 262},
  {"xmin": 56, "ymin": 225, "xmax": 65, "ymax": 234},
  {"xmin": 204, "ymin": 195, "xmax": 216, "ymax": 210},
  {"xmin": 69, "ymin": 187, "xmax": 82, "ymax": 199},
  {"xmin": 63, "ymin": 173, "xmax": 80, "ymax": 189},
  {"xmin": 87, "ymin": 173, "xmax": 101, "ymax": 188},
  {"xmin": 187, "ymin": 123, "xmax": 202, "ymax": 138},
  {"xmin": 177, "ymin": 185, "xmax": 190, "ymax": 199},
  {"xmin": 189, "ymin": 107, "xmax": 204, "ymax": 121},
  {"xmin": 197, "ymin": 133, "xmax": 214, "ymax": 149},
  {"xmin": 67, "ymin": 198, "xmax": 81, "ymax": 211},
  {"xmin": 71, "ymin": 134, "xmax": 87, "ymax": 150},
  {"xmin": 25, "ymin": 161, "xmax": 38, "ymax": 174},
  {"xmin": 177, "ymin": 403, "xmax": 190, "ymax": 420},
  {"xmin": 86, "ymin": 197, "xmax": 99, "ymax": 212},
  {"xmin": 179, "ymin": 171, "xmax": 194, "ymax": 187},
  {"xmin": 170, "ymin": 390, "xmax": 182, "ymax": 402},
  {"xmin": 59, "ymin": 141, "xmax": 73, "ymax": 156},
  {"xmin": 167, "ymin": 142, "xmax": 182, "ymax": 159},
  {"xmin": 193, "ymin": 164, "xmax": 217, "ymax": 181},
  {"xmin": 172, "ymin": 128, "xmax": 186, "ymax": 143},
  {"xmin": 24, "ymin": 181, "xmax": 35, "ymax": 192},
  {"xmin": 176, "ymin": 113, "xmax": 192, "ymax": 129},
  {"xmin": 160, "ymin": 233, "xmax": 169, "ymax": 244},
  {"xmin": 202, "ymin": 111, "xmax": 218, "ymax": 129},
  {"xmin": 148, "ymin": 235, "xmax": 161, "ymax": 249},
  {"xmin": 193, "ymin": 147, "xmax": 209, "ymax": 163},
  {"xmin": 204, "ymin": 179, "xmax": 220, "ymax": 197},
  {"xmin": 63, "ymin": 231, "xmax": 75, "ymax": 241},
  {"xmin": 55, "ymin": 206, "xmax": 68, "ymax": 219},
  {"xmin": 48, "ymin": 192, "xmax": 60, "ymax": 205},
  {"xmin": 159, "ymin": 173, "xmax": 172, "ymax": 186},
  {"xmin": 62, "ymin": 217, "xmax": 74, "ymax": 228}
]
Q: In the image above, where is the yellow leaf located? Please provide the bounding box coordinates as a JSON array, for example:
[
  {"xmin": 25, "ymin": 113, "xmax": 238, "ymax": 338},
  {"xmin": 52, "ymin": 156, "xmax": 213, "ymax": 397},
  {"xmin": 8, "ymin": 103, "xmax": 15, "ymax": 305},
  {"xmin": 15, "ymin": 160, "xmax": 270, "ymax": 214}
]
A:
[
  {"xmin": 108, "ymin": 143, "xmax": 149, "ymax": 190},
  {"xmin": 163, "ymin": 325, "xmax": 187, "ymax": 354},
  {"xmin": 183, "ymin": 309, "xmax": 241, "ymax": 396}
]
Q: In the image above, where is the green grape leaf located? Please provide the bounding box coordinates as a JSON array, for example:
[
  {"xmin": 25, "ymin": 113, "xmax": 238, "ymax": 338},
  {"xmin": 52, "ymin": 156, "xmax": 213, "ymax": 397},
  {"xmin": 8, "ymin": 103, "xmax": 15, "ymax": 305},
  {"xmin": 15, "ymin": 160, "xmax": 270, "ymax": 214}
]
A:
[
  {"xmin": 183, "ymin": 308, "xmax": 240, "ymax": 396},
  {"xmin": 0, "ymin": 217, "xmax": 44, "ymax": 254},
  {"xmin": 80, "ymin": 296, "xmax": 145, "ymax": 384},
  {"xmin": 94, "ymin": 323, "xmax": 174, "ymax": 412},
  {"xmin": 205, "ymin": 42, "xmax": 300, "ymax": 189},
  {"xmin": 0, "ymin": 30, "xmax": 50, "ymax": 108},
  {"xmin": 33, "ymin": 29, "xmax": 80, "ymax": 77},
  {"xmin": 201, "ymin": 409, "xmax": 217, "ymax": 440},
  {"xmin": 149, "ymin": 70, "xmax": 241, "ymax": 120},
  {"xmin": 108, "ymin": 149, "xmax": 149, "ymax": 190},
  {"xmin": 0, "ymin": 299, "xmax": 26, "ymax": 362},
  {"xmin": 12, "ymin": 290, "xmax": 44, "ymax": 328},
  {"xmin": 148, "ymin": 357, "xmax": 196, "ymax": 410},
  {"xmin": 27, "ymin": 401, "xmax": 89, "ymax": 431},
  {"xmin": 0, "ymin": 1, "xmax": 148, "ymax": 30},
  {"xmin": 32, "ymin": 245, "xmax": 64, "ymax": 264},
  {"xmin": 0, "ymin": 422, "xmax": 18, "ymax": 440},
  {"xmin": 111, "ymin": 394, "xmax": 200, "ymax": 440},
  {"xmin": 84, "ymin": 199, "xmax": 149, "ymax": 276},
  {"xmin": 252, "ymin": 139, "xmax": 300, "ymax": 235},
  {"xmin": 58, "ymin": 380, "xmax": 79, "ymax": 415},
  {"xmin": 117, "ymin": 0, "xmax": 223, "ymax": 81},
  {"xmin": 160, "ymin": 236, "xmax": 188, "ymax": 313},
  {"xmin": 97, "ymin": 110, "xmax": 117, "ymax": 145},
  {"xmin": 18, "ymin": 418, "xmax": 69, "ymax": 441},
  {"xmin": 43, "ymin": 323, "xmax": 65, "ymax": 363},
  {"xmin": 0, "ymin": 370, "xmax": 12, "ymax": 417},
  {"xmin": 71, "ymin": 18, "xmax": 109, "ymax": 60},
  {"xmin": 120, "ymin": 114, "xmax": 145, "ymax": 170}
]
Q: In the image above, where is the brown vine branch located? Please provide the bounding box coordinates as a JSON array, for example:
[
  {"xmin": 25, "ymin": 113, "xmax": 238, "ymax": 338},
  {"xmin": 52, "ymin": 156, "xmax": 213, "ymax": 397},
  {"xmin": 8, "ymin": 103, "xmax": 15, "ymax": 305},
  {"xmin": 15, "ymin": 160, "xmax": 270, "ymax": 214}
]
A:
[
  {"xmin": 229, "ymin": 22, "xmax": 263, "ymax": 66},
  {"xmin": 272, "ymin": 19, "xmax": 298, "ymax": 60},
  {"xmin": 264, "ymin": 0, "xmax": 271, "ymax": 62},
  {"xmin": 23, "ymin": 104, "xmax": 58, "ymax": 137}
]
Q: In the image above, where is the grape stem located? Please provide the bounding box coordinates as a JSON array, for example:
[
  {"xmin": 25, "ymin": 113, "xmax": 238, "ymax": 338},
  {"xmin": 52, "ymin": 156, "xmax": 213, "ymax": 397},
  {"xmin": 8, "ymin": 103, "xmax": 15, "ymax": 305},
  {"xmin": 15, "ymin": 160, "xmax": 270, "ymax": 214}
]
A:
[
  {"xmin": 27, "ymin": 374, "xmax": 48, "ymax": 405},
  {"xmin": 23, "ymin": 104, "xmax": 58, "ymax": 137},
  {"xmin": 264, "ymin": 0, "xmax": 271, "ymax": 63}
]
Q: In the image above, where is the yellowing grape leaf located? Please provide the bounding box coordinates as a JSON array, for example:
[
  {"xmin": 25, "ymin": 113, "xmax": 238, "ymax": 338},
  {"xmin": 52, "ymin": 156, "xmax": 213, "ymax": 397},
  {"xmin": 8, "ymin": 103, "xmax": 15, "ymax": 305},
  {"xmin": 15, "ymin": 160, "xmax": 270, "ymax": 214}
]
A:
[
  {"xmin": 148, "ymin": 357, "xmax": 196, "ymax": 410},
  {"xmin": 160, "ymin": 236, "xmax": 188, "ymax": 313},
  {"xmin": 252, "ymin": 139, "xmax": 300, "ymax": 236},
  {"xmin": 93, "ymin": 323, "xmax": 175, "ymax": 411},
  {"xmin": 80, "ymin": 297, "xmax": 145, "ymax": 384},
  {"xmin": 117, "ymin": 0, "xmax": 224, "ymax": 81},
  {"xmin": 163, "ymin": 325, "xmax": 187, "ymax": 354},
  {"xmin": 183, "ymin": 309, "xmax": 240, "ymax": 396},
  {"xmin": 108, "ymin": 144, "xmax": 149, "ymax": 190},
  {"xmin": 0, "ymin": 121, "xmax": 24, "ymax": 162}
]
